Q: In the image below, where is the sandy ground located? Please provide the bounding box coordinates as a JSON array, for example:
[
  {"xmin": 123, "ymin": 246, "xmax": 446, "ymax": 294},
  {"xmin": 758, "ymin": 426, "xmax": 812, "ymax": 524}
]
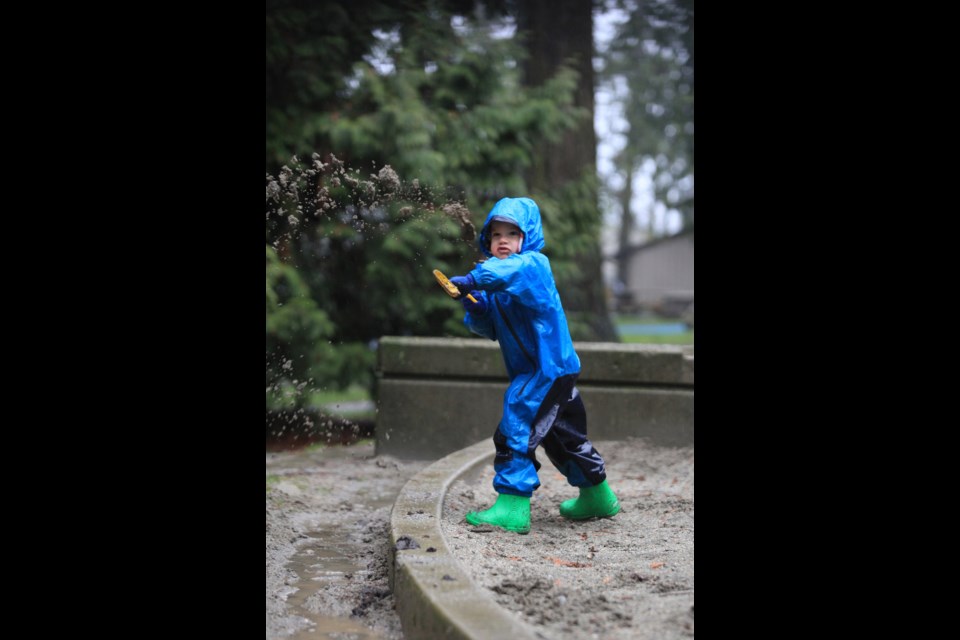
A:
[
  {"xmin": 266, "ymin": 438, "xmax": 693, "ymax": 639},
  {"xmin": 443, "ymin": 438, "xmax": 694, "ymax": 639}
]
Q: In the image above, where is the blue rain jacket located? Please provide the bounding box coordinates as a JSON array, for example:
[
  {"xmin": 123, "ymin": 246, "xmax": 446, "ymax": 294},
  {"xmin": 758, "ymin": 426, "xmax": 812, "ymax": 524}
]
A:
[{"xmin": 463, "ymin": 197, "xmax": 581, "ymax": 496}]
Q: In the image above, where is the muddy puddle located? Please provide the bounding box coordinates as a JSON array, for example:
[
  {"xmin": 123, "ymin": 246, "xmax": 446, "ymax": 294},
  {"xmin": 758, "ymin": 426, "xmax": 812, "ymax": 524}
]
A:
[{"xmin": 266, "ymin": 442, "xmax": 428, "ymax": 639}]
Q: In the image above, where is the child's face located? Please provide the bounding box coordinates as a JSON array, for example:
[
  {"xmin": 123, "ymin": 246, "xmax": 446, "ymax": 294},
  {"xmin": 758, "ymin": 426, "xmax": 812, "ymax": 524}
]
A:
[{"xmin": 489, "ymin": 220, "xmax": 523, "ymax": 259}]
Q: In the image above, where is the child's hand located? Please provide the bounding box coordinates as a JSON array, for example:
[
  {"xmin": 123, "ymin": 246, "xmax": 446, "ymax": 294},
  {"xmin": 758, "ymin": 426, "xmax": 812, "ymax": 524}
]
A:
[
  {"xmin": 449, "ymin": 274, "xmax": 476, "ymax": 298},
  {"xmin": 461, "ymin": 291, "xmax": 487, "ymax": 315}
]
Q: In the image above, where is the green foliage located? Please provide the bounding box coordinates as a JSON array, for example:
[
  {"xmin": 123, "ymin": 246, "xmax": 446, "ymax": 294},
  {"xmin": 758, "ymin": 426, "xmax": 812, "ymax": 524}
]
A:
[
  {"xmin": 266, "ymin": 244, "xmax": 371, "ymax": 411},
  {"xmin": 529, "ymin": 174, "xmax": 611, "ymax": 341},
  {"xmin": 266, "ymin": 0, "xmax": 416, "ymax": 171},
  {"xmin": 314, "ymin": 14, "xmax": 582, "ymax": 199}
]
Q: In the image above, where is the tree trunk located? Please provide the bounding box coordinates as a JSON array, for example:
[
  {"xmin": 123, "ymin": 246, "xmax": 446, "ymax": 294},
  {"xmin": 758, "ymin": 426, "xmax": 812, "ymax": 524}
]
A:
[
  {"xmin": 616, "ymin": 157, "xmax": 635, "ymax": 288},
  {"xmin": 517, "ymin": 0, "xmax": 619, "ymax": 341}
]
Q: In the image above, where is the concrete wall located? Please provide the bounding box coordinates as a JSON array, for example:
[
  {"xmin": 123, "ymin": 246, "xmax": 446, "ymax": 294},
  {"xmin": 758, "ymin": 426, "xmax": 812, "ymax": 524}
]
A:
[{"xmin": 376, "ymin": 337, "xmax": 694, "ymax": 459}]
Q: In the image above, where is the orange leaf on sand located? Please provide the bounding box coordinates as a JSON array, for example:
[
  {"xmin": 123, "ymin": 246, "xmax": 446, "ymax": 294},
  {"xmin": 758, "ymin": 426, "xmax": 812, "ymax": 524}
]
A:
[
  {"xmin": 650, "ymin": 562, "xmax": 665, "ymax": 569},
  {"xmin": 546, "ymin": 556, "xmax": 592, "ymax": 568}
]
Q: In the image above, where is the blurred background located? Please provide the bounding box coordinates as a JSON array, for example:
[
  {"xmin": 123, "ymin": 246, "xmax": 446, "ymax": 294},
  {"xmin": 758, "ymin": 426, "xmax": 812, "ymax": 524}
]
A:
[{"xmin": 266, "ymin": 0, "xmax": 694, "ymax": 448}]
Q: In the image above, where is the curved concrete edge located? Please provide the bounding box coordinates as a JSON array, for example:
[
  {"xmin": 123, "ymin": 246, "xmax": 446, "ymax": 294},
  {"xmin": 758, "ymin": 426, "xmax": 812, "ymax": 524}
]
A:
[{"xmin": 389, "ymin": 440, "xmax": 541, "ymax": 640}]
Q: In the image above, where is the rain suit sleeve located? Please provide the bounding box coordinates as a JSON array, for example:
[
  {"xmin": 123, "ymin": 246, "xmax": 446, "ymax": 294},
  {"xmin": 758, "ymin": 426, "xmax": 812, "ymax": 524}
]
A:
[
  {"xmin": 469, "ymin": 253, "xmax": 553, "ymax": 310},
  {"xmin": 464, "ymin": 290, "xmax": 496, "ymax": 340}
]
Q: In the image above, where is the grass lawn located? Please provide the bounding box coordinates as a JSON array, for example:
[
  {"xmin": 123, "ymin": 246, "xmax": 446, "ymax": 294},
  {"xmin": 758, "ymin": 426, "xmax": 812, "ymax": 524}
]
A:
[
  {"xmin": 306, "ymin": 384, "xmax": 375, "ymax": 420},
  {"xmin": 614, "ymin": 313, "xmax": 694, "ymax": 345},
  {"xmin": 309, "ymin": 385, "xmax": 370, "ymax": 407}
]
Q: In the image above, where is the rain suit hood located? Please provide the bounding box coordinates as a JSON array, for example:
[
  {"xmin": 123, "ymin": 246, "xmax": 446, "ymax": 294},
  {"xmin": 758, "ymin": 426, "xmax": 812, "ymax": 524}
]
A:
[{"xmin": 477, "ymin": 197, "xmax": 545, "ymax": 258}]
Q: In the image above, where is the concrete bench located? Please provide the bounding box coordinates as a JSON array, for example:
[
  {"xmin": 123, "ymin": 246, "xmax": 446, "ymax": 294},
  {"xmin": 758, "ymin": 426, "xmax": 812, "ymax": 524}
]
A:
[{"xmin": 375, "ymin": 336, "xmax": 694, "ymax": 459}]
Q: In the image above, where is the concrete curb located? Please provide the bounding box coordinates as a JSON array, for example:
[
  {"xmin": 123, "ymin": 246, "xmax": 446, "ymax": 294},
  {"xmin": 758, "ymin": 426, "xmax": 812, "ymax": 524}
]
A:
[{"xmin": 389, "ymin": 440, "xmax": 541, "ymax": 640}]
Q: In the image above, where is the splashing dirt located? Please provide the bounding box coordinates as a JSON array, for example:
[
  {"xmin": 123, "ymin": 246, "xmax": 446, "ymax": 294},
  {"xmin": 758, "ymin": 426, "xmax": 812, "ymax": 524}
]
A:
[{"xmin": 442, "ymin": 201, "xmax": 477, "ymax": 245}]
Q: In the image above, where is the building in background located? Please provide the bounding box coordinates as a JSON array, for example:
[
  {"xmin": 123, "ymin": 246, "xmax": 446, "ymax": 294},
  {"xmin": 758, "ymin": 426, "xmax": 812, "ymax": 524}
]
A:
[{"xmin": 613, "ymin": 230, "xmax": 693, "ymax": 318}]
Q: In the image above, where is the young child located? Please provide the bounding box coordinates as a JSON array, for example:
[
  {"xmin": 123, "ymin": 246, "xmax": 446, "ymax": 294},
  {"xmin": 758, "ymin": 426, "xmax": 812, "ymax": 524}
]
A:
[{"xmin": 449, "ymin": 197, "xmax": 620, "ymax": 534}]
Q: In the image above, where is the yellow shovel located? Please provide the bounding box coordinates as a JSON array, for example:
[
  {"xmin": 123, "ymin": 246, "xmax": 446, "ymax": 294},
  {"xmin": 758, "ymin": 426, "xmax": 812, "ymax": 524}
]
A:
[{"xmin": 433, "ymin": 269, "xmax": 478, "ymax": 303}]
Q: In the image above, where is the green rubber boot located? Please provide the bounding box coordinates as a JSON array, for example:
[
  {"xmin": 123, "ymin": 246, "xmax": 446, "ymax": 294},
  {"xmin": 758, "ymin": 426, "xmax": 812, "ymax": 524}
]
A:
[
  {"xmin": 465, "ymin": 493, "xmax": 531, "ymax": 534},
  {"xmin": 559, "ymin": 479, "xmax": 620, "ymax": 520}
]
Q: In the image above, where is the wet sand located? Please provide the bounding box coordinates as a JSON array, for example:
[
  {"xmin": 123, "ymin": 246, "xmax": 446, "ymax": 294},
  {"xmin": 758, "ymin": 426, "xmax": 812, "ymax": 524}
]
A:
[
  {"xmin": 266, "ymin": 438, "xmax": 693, "ymax": 639},
  {"xmin": 443, "ymin": 438, "xmax": 694, "ymax": 639}
]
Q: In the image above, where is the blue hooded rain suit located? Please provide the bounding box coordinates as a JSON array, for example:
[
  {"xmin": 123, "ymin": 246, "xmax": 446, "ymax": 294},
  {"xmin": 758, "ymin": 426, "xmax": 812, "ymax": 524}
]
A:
[{"xmin": 462, "ymin": 197, "xmax": 608, "ymax": 498}]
